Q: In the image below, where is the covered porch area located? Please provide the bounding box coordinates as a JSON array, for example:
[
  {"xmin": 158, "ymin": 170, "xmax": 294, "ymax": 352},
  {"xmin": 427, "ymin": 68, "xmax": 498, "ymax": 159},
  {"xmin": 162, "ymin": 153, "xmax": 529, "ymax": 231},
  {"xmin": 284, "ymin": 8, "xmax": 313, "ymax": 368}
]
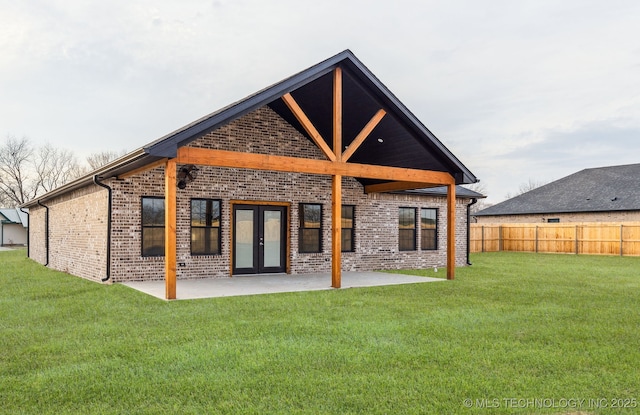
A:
[{"xmin": 122, "ymin": 271, "xmax": 445, "ymax": 301}]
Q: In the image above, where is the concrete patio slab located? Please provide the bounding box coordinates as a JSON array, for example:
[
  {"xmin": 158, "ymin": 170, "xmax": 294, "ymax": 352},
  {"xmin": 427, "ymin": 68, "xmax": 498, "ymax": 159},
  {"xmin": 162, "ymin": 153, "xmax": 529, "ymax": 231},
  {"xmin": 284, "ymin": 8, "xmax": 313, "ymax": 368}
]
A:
[{"xmin": 121, "ymin": 271, "xmax": 445, "ymax": 300}]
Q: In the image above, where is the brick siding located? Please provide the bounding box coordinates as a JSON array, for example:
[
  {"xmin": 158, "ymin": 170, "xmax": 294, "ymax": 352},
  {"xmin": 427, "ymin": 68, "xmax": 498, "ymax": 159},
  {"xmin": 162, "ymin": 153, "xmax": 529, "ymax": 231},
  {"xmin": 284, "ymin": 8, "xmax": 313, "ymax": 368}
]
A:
[{"xmin": 28, "ymin": 186, "xmax": 108, "ymax": 281}]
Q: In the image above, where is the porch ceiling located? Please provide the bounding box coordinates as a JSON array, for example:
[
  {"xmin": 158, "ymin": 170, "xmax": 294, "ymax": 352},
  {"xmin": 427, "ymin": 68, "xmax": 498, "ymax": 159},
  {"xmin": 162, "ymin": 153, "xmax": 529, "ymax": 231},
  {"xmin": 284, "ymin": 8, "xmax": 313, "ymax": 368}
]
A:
[{"xmin": 268, "ymin": 67, "xmax": 451, "ymax": 188}]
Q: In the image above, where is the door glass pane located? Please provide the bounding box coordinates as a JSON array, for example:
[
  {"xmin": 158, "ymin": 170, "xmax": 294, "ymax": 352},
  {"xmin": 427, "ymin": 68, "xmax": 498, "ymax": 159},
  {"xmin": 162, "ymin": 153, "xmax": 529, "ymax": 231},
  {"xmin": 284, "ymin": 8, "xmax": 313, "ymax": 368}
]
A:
[
  {"xmin": 235, "ymin": 210, "xmax": 254, "ymax": 268},
  {"xmin": 263, "ymin": 210, "xmax": 281, "ymax": 268}
]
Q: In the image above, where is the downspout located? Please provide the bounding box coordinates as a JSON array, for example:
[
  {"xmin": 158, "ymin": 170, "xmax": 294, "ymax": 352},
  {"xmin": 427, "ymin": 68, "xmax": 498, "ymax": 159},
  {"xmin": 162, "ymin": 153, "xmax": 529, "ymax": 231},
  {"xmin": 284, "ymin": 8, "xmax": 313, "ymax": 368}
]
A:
[
  {"xmin": 19, "ymin": 207, "xmax": 29, "ymax": 257},
  {"xmin": 93, "ymin": 175, "xmax": 112, "ymax": 282},
  {"xmin": 37, "ymin": 200, "xmax": 49, "ymax": 266},
  {"xmin": 466, "ymin": 198, "xmax": 478, "ymax": 265}
]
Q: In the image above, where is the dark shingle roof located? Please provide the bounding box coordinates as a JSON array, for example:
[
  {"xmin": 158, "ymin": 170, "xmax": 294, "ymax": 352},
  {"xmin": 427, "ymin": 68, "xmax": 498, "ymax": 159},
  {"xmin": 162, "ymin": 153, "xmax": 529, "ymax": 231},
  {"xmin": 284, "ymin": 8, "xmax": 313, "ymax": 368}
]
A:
[{"xmin": 475, "ymin": 163, "xmax": 640, "ymax": 216}]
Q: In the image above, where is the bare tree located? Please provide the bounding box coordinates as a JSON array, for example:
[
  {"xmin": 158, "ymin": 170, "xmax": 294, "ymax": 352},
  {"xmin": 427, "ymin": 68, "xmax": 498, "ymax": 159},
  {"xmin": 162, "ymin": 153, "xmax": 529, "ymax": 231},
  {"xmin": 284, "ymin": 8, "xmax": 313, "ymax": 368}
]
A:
[
  {"xmin": 0, "ymin": 136, "xmax": 36, "ymax": 206},
  {"xmin": 86, "ymin": 150, "xmax": 126, "ymax": 170},
  {"xmin": 33, "ymin": 144, "xmax": 83, "ymax": 194},
  {"xmin": 0, "ymin": 136, "xmax": 85, "ymax": 207},
  {"xmin": 505, "ymin": 178, "xmax": 547, "ymax": 199}
]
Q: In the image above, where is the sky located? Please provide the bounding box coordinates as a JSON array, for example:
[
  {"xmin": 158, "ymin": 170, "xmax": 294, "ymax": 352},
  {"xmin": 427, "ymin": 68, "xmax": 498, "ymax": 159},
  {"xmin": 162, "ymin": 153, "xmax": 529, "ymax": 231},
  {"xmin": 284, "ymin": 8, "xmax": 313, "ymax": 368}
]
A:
[{"xmin": 2, "ymin": 0, "xmax": 640, "ymax": 204}]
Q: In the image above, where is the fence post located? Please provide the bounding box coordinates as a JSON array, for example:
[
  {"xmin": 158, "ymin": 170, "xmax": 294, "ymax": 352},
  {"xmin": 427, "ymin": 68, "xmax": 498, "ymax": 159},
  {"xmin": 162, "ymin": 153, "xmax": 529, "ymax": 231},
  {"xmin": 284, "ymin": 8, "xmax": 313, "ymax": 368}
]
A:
[
  {"xmin": 620, "ymin": 224, "xmax": 624, "ymax": 257},
  {"xmin": 535, "ymin": 225, "xmax": 538, "ymax": 253},
  {"xmin": 575, "ymin": 225, "xmax": 579, "ymax": 255},
  {"xmin": 481, "ymin": 226, "xmax": 485, "ymax": 253},
  {"xmin": 499, "ymin": 225, "xmax": 503, "ymax": 252}
]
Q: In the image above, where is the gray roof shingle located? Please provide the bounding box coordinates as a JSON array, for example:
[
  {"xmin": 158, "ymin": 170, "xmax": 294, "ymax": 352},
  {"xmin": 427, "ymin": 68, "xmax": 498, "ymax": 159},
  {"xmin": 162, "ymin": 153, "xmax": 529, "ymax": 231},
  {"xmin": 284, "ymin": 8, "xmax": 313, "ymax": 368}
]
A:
[{"xmin": 475, "ymin": 163, "xmax": 640, "ymax": 216}]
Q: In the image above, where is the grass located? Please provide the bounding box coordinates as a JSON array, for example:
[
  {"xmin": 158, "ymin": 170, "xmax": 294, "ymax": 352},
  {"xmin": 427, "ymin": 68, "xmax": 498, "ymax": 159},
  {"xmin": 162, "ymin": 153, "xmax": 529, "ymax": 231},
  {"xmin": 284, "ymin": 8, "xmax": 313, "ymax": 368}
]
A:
[{"xmin": 1, "ymin": 249, "xmax": 639, "ymax": 414}]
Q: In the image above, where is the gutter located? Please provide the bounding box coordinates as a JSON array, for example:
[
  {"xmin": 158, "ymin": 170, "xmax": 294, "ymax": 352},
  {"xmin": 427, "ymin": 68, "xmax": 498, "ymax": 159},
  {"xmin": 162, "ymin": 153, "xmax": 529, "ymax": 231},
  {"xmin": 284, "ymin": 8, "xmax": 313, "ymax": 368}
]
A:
[
  {"xmin": 19, "ymin": 207, "xmax": 29, "ymax": 257},
  {"xmin": 466, "ymin": 198, "xmax": 478, "ymax": 265},
  {"xmin": 93, "ymin": 175, "xmax": 112, "ymax": 282},
  {"xmin": 37, "ymin": 200, "xmax": 49, "ymax": 266}
]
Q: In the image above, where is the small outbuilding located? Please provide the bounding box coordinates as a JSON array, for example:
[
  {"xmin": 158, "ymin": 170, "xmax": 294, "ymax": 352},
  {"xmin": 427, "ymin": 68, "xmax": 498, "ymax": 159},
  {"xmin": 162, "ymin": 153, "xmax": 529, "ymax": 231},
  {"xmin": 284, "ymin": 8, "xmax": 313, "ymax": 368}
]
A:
[
  {"xmin": 22, "ymin": 50, "xmax": 479, "ymax": 299},
  {"xmin": 0, "ymin": 208, "xmax": 28, "ymax": 246}
]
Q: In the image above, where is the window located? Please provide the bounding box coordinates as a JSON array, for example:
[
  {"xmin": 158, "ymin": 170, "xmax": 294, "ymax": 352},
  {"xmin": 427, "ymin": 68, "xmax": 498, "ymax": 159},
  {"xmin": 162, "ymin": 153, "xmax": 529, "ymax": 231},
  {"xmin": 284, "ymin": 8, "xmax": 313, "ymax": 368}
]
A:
[
  {"xmin": 191, "ymin": 199, "xmax": 221, "ymax": 255},
  {"xmin": 299, "ymin": 203, "xmax": 322, "ymax": 253},
  {"xmin": 341, "ymin": 205, "xmax": 355, "ymax": 252},
  {"xmin": 421, "ymin": 208, "xmax": 437, "ymax": 250},
  {"xmin": 399, "ymin": 207, "xmax": 416, "ymax": 251},
  {"xmin": 142, "ymin": 197, "xmax": 165, "ymax": 257}
]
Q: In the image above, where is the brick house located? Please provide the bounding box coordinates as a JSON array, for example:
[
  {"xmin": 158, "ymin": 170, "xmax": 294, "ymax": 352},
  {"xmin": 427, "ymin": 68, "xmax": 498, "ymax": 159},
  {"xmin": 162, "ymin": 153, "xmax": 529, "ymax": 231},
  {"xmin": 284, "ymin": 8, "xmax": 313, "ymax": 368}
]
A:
[
  {"xmin": 474, "ymin": 163, "xmax": 640, "ymax": 223},
  {"xmin": 23, "ymin": 50, "xmax": 479, "ymax": 299}
]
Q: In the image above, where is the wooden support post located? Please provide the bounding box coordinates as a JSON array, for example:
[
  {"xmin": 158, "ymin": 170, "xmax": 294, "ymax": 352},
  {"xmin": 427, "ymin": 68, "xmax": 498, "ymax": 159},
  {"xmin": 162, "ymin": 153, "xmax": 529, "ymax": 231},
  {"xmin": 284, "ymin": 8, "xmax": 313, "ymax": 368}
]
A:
[
  {"xmin": 165, "ymin": 159, "xmax": 177, "ymax": 300},
  {"xmin": 447, "ymin": 183, "xmax": 456, "ymax": 280},
  {"xmin": 332, "ymin": 67, "xmax": 343, "ymax": 288},
  {"xmin": 332, "ymin": 175, "xmax": 342, "ymax": 288}
]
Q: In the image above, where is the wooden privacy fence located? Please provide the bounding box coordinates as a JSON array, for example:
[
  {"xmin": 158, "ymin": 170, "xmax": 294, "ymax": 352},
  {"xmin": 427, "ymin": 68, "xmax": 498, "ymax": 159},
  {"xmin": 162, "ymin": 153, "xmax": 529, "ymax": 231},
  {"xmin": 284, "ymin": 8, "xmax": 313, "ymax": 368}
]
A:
[{"xmin": 470, "ymin": 222, "xmax": 640, "ymax": 256}]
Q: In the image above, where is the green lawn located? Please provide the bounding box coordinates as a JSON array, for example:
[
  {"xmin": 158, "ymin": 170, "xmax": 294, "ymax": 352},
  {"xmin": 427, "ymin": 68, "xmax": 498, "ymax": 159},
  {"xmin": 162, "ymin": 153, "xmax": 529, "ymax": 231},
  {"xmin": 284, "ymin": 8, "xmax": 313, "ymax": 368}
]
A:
[{"xmin": 1, "ymin": 249, "xmax": 639, "ymax": 414}]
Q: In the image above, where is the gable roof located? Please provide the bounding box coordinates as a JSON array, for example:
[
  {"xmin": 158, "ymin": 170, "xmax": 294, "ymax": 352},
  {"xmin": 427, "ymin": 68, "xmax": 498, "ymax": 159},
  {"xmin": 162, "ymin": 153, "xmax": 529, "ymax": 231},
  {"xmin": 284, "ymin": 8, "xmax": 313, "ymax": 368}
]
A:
[
  {"xmin": 23, "ymin": 50, "xmax": 476, "ymax": 207},
  {"xmin": 475, "ymin": 163, "xmax": 640, "ymax": 216},
  {"xmin": 145, "ymin": 49, "xmax": 476, "ymax": 185}
]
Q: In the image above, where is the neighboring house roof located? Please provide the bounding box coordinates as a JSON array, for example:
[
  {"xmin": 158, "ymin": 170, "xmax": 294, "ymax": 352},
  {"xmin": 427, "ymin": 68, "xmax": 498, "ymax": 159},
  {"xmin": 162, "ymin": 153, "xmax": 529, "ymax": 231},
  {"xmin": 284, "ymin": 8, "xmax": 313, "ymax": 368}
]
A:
[
  {"xmin": 475, "ymin": 163, "xmax": 640, "ymax": 216},
  {"xmin": 0, "ymin": 208, "xmax": 28, "ymax": 227},
  {"xmin": 23, "ymin": 50, "xmax": 477, "ymax": 208}
]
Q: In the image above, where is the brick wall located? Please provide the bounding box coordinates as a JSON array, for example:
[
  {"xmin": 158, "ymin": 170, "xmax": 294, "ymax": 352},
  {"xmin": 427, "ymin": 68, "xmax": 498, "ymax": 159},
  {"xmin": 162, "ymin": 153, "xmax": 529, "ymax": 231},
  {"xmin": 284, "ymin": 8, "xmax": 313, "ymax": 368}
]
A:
[
  {"xmin": 30, "ymin": 105, "xmax": 473, "ymax": 282},
  {"xmin": 28, "ymin": 206, "xmax": 46, "ymax": 264},
  {"xmin": 28, "ymin": 185, "xmax": 108, "ymax": 282}
]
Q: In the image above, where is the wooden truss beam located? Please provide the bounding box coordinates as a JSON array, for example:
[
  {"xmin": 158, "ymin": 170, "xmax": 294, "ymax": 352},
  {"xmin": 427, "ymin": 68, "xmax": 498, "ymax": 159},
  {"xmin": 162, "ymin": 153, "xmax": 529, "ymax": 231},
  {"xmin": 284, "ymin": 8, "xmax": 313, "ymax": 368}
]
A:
[
  {"xmin": 176, "ymin": 147, "xmax": 454, "ymax": 185},
  {"xmin": 342, "ymin": 109, "xmax": 386, "ymax": 162},
  {"xmin": 282, "ymin": 93, "xmax": 336, "ymax": 162}
]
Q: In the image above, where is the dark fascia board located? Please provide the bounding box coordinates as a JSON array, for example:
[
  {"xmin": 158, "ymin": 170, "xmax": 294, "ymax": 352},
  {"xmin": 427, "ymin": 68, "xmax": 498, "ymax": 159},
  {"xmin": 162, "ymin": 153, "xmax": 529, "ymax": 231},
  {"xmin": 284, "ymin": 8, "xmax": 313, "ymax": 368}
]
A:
[{"xmin": 143, "ymin": 50, "xmax": 477, "ymax": 184}]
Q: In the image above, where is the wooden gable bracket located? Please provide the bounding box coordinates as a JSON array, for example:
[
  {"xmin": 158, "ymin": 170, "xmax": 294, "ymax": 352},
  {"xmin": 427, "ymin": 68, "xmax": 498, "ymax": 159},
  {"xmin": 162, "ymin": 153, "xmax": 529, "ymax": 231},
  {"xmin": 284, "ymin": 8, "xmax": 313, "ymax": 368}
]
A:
[
  {"xmin": 342, "ymin": 109, "xmax": 386, "ymax": 162},
  {"xmin": 164, "ymin": 66, "xmax": 457, "ymax": 299},
  {"xmin": 282, "ymin": 93, "xmax": 336, "ymax": 162}
]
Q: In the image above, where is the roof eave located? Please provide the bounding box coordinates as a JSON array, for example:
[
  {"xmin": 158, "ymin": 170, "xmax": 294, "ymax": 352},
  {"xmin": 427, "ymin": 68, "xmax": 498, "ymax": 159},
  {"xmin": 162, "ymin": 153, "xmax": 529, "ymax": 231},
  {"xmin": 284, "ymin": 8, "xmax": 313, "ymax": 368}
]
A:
[{"xmin": 21, "ymin": 148, "xmax": 150, "ymax": 208}]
